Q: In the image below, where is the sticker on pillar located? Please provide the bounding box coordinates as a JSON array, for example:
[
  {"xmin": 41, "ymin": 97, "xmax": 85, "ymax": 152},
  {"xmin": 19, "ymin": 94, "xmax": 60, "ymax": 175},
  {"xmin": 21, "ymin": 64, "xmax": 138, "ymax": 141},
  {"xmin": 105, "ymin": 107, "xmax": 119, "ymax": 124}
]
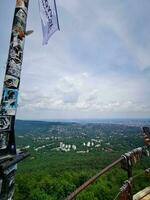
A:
[
  {"xmin": 13, "ymin": 19, "xmax": 25, "ymax": 36},
  {"xmin": 4, "ymin": 75, "xmax": 19, "ymax": 89},
  {"xmin": 7, "ymin": 59, "xmax": 21, "ymax": 78},
  {"xmin": 14, "ymin": 16, "xmax": 26, "ymax": 33},
  {"xmin": 10, "ymin": 48, "xmax": 23, "ymax": 64},
  {"xmin": 0, "ymin": 116, "xmax": 11, "ymax": 132},
  {"xmin": 16, "ymin": 0, "xmax": 28, "ymax": 13},
  {"xmin": 0, "ymin": 132, "xmax": 9, "ymax": 149},
  {"xmin": 11, "ymin": 26, "xmax": 25, "ymax": 50},
  {"xmin": 16, "ymin": 9, "xmax": 26, "ymax": 25},
  {"xmin": 10, "ymin": 27, "xmax": 24, "ymax": 58},
  {"xmin": 1, "ymin": 89, "xmax": 18, "ymax": 116},
  {"xmin": 16, "ymin": 0, "xmax": 25, "ymax": 8}
]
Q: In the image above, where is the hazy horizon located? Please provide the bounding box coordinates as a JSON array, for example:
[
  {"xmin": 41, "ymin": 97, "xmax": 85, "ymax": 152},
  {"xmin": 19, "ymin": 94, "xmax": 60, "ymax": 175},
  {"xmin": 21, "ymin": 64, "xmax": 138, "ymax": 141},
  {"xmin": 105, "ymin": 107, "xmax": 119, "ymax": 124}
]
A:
[{"xmin": 16, "ymin": 117, "xmax": 150, "ymax": 121}]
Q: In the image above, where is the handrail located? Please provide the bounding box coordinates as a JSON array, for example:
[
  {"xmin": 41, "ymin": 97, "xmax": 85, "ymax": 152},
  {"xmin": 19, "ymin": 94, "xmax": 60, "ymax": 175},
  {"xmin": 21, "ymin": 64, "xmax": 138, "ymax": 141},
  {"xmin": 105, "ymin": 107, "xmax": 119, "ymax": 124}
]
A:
[
  {"xmin": 65, "ymin": 145, "xmax": 150, "ymax": 200},
  {"xmin": 65, "ymin": 157, "xmax": 124, "ymax": 200}
]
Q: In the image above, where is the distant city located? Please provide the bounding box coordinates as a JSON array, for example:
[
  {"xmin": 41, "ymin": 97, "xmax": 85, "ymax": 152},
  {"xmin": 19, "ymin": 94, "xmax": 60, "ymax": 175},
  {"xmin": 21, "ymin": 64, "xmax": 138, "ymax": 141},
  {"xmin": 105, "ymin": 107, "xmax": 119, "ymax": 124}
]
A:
[{"xmin": 17, "ymin": 118, "xmax": 150, "ymax": 127}]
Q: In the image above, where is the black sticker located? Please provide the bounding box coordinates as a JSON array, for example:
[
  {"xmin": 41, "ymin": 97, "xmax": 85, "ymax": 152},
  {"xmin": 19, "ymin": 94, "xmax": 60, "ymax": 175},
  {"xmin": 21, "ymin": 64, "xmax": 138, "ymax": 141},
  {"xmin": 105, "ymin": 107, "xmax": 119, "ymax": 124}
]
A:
[
  {"xmin": 0, "ymin": 116, "xmax": 12, "ymax": 132},
  {"xmin": 7, "ymin": 58, "xmax": 21, "ymax": 78},
  {"xmin": 4, "ymin": 75, "xmax": 20, "ymax": 89}
]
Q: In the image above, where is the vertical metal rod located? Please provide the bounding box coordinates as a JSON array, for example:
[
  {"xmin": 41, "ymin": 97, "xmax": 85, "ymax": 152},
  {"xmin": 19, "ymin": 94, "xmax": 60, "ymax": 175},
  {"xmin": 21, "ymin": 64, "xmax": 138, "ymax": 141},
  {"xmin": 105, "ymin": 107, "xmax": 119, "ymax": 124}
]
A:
[{"xmin": 0, "ymin": 0, "xmax": 30, "ymax": 199}]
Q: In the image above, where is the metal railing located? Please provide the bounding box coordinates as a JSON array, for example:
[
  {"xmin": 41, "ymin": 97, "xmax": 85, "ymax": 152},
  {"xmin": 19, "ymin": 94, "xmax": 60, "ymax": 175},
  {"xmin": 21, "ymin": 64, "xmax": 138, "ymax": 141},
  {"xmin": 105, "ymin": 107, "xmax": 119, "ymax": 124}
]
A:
[{"xmin": 65, "ymin": 144, "xmax": 150, "ymax": 200}]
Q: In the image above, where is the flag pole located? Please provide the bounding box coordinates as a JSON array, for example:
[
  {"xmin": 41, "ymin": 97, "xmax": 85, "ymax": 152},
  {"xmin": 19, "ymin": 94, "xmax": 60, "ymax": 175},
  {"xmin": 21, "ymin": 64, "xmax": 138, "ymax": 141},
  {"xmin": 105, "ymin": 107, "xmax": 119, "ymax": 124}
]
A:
[
  {"xmin": 54, "ymin": 0, "xmax": 60, "ymax": 30},
  {"xmin": 0, "ymin": 0, "xmax": 30, "ymax": 199}
]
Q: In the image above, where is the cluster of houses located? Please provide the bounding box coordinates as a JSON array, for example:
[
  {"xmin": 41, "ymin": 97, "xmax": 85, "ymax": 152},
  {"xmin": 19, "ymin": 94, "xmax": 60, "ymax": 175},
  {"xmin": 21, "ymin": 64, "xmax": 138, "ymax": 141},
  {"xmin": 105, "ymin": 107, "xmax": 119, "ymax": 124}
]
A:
[
  {"xmin": 19, "ymin": 135, "xmax": 113, "ymax": 153},
  {"xmin": 59, "ymin": 142, "xmax": 77, "ymax": 152}
]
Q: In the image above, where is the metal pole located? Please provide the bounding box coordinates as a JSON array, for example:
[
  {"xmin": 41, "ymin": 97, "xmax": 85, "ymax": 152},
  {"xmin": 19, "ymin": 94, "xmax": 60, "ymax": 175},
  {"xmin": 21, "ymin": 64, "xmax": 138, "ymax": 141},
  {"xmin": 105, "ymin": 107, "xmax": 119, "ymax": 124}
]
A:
[{"xmin": 0, "ymin": 0, "xmax": 30, "ymax": 199}]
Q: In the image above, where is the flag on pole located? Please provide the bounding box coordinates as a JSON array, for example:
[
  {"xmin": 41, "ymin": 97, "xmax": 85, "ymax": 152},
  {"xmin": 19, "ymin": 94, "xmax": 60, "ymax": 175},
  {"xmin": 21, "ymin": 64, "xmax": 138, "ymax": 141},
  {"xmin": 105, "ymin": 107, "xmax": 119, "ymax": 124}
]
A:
[{"xmin": 38, "ymin": 0, "xmax": 60, "ymax": 45}]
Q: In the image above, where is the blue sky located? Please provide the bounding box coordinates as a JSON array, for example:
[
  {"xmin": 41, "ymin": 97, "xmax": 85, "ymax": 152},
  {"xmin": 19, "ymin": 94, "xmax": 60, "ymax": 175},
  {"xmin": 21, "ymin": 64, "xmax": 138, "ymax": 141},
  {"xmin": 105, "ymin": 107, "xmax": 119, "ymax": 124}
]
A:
[{"xmin": 0, "ymin": 0, "xmax": 150, "ymax": 120}]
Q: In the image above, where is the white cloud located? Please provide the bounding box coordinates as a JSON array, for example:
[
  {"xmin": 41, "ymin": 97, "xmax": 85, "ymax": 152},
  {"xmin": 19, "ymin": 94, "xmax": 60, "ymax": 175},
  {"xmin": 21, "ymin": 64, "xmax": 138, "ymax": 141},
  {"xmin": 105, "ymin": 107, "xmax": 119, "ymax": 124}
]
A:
[
  {"xmin": 18, "ymin": 72, "xmax": 150, "ymax": 119},
  {"xmin": 1, "ymin": 0, "xmax": 150, "ymax": 119}
]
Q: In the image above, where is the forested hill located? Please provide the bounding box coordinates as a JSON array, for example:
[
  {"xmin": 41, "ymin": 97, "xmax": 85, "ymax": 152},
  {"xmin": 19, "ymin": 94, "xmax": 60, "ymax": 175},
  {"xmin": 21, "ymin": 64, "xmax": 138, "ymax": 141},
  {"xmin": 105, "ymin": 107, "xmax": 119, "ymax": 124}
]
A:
[
  {"xmin": 15, "ymin": 119, "xmax": 146, "ymax": 136},
  {"xmin": 15, "ymin": 120, "xmax": 74, "ymax": 135},
  {"xmin": 14, "ymin": 120, "xmax": 149, "ymax": 200}
]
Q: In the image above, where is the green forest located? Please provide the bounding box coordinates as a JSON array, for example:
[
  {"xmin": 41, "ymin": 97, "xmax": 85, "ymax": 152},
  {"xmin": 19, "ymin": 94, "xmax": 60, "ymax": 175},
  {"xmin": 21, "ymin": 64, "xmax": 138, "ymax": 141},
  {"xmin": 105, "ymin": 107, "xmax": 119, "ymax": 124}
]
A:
[{"xmin": 14, "ymin": 121, "xmax": 150, "ymax": 200}]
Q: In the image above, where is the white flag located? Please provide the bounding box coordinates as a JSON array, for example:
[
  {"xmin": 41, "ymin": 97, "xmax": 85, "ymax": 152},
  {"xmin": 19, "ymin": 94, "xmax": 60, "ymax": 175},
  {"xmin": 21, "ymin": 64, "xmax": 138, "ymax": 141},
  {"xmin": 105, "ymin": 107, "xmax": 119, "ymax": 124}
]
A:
[{"xmin": 38, "ymin": 0, "xmax": 60, "ymax": 45}]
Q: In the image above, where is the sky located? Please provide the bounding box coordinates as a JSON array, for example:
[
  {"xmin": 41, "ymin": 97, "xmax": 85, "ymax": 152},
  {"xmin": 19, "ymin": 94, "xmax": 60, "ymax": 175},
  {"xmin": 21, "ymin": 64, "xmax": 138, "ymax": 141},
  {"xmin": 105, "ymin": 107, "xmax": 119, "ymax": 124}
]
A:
[{"xmin": 0, "ymin": 0, "xmax": 150, "ymax": 120}]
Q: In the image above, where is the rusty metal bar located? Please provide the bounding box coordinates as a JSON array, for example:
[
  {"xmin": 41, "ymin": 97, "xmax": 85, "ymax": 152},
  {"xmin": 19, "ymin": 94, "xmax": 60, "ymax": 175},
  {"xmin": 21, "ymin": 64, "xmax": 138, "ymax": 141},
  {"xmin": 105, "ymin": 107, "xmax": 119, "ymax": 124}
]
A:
[
  {"xmin": 65, "ymin": 145, "xmax": 150, "ymax": 200},
  {"xmin": 65, "ymin": 157, "xmax": 123, "ymax": 200}
]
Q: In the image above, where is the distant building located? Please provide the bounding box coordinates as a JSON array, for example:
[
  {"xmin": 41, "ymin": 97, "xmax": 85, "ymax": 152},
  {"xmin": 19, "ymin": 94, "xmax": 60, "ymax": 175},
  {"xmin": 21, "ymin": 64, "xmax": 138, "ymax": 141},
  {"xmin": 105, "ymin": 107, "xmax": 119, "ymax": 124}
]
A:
[
  {"xmin": 72, "ymin": 145, "xmax": 77, "ymax": 150},
  {"xmin": 87, "ymin": 142, "xmax": 90, "ymax": 147}
]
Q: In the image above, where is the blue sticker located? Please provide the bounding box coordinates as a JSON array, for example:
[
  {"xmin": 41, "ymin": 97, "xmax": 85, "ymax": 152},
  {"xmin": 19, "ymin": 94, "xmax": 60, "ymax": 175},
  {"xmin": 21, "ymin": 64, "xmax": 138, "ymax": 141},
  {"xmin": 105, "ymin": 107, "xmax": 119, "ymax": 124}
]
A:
[{"xmin": 1, "ymin": 88, "xmax": 18, "ymax": 116}]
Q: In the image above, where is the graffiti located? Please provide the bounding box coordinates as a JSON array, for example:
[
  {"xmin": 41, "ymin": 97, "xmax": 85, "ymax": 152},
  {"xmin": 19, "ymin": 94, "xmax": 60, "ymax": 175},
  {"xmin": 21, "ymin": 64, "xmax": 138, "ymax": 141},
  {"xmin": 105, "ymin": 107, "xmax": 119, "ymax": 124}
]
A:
[
  {"xmin": 7, "ymin": 58, "xmax": 21, "ymax": 78},
  {"xmin": 1, "ymin": 89, "xmax": 18, "ymax": 116},
  {"xmin": 0, "ymin": 116, "xmax": 11, "ymax": 132},
  {"xmin": 16, "ymin": 0, "xmax": 28, "ymax": 13},
  {"xmin": 16, "ymin": 9, "xmax": 26, "ymax": 25},
  {"xmin": 12, "ymin": 24, "xmax": 25, "ymax": 41},
  {"xmin": 0, "ymin": 0, "xmax": 30, "ymax": 198},
  {"xmin": 9, "ymin": 48, "xmax": 22, "ymax": 64},
  {"xmin": 14, "ymin": 17, "xmax": 26, "ymax": 34},
  {"xmin": 4, "ymin": 75, "xmax": 19, "ymax": 89},
  {"xmin": 0, "ymin": 133, "xmax": 9, "ymax": 149},
  {"xmin": 7, "ymin": 59, "xmax": 21, "ymax": 77},
  {"xmin": 5, "ymin": 3, "xmax": 28, "ymax": 81},
  {"xmin": 0, "ymin": 0, "xmax": 28, "ymax": 150},
  {"xmin": 10, "ymin": 27, "xmax": 24, "ymax": 58},
  {"xmin": 0, "ymin": 0, "xmax": 29, "ymax": 152}
]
